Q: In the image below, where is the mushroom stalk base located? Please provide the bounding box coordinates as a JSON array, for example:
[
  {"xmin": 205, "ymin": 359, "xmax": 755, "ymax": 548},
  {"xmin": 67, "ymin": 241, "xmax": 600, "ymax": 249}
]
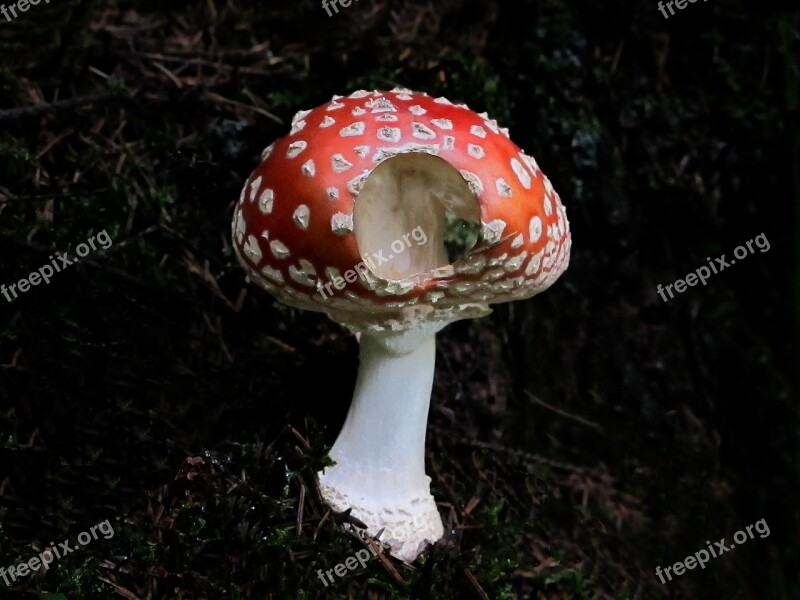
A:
[{"xmin": 317, "ymin": 332, "xmax": 443, "ymax": 563}]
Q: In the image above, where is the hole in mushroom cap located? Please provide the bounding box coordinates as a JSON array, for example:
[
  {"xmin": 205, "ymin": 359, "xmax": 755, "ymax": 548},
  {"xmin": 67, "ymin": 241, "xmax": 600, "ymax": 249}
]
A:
[{"xmin": 353, "ymin": 153, "xmax": 481, "ymax": 283}]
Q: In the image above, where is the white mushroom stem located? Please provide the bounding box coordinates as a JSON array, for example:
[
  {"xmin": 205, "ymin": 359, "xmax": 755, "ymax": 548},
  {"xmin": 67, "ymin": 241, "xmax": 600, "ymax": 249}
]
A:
[
  {"xmin": 317, "ymin": 330, "xmax": 444, "ymax": 563},
  {"xmin": 319, "ymin": 152, "xmax": 480, "ymax": 561}
]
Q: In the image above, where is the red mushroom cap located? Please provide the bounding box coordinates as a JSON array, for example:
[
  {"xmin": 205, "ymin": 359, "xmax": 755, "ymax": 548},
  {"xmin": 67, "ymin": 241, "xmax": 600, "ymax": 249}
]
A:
[{"xmin": 232, "ymin": 88, "xmax": 571, "ymax": 335}]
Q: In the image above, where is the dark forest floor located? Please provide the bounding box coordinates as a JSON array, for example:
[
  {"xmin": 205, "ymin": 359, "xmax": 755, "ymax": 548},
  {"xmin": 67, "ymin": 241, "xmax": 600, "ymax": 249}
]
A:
[{"xmin": 0, "ymin": 1, "xmax": 797, "ymax": 599}]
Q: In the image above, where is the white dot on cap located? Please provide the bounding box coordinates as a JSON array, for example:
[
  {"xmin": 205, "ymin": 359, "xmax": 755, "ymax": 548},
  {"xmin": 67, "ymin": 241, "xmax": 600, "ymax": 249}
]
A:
[
  {"xmin": 347, "ymin": 171, "xmax": 370, "ymax": 195},
  {"xmin": 505, "ymin": 251, "xmax": 528, "ymax": 272},
  {"xmin": 511, "ymin": 158, "xmax": 532, "ymax": 189},
  {"xmin": 289, "ymin": 264, "xmax": 316, "ymax": 287},
  {"xmin": 261, "ymin": 143, "xmax": 275, "ymax": 159},
  {"xmin": 243, "ymin": 235, "xmax": 262, "ymax": 263},
  {"xmin": 412, "ymin": 122, "xmax": 436, "ymax": 140},
  {"xmin": 331, "ymin": 213, "xmax": 353, "ymax": 235},
  {"xmin": 544, "ymin": 195, "xmax": 553, "ymax": 216},
  {"xmin": 481, "ymin": 219, "xmax": 507, "ymax": 244},
  {"xmin": 258, "ymin": 189, "xmax": 274, "ymax": 214},
  {"xmin": 292, "ymin": 109, "xmax": 312, "ymax": 124},
  {"xmin": 525, "ymin": 250, "xmax": 543, "ymax": 276},
  {"xmin": 459, "ymin": 170, "xmax": 484, "ymax": 196},
  {"xmin": 496, "ymin": 178, "xmax": 513, "ymax": 198},
  {"xmin": 301, "ymin": 159, "xmax": 316, "ymax": 177},
  {"xmin": 521, "ymin": 153, "xmax": 540, "ymax": 175},
  {"xmin": 298, "ymin": 258, "xmax": 317, "ymax": 276},
  {"xmin": 340, "ymin": 122, "xmax": 366, "ymax": 137},
  {"xmin": 470, "ymin": 125, "xmax": 487, "ymax": 138},
  {"xmin": 331, "ymin": 154, "xmax": 354, "ymax": 173},
  {"xmin": 262, "ymin": 265, "xmax": 284, "ymax": 284},
  {"xmin": 377, "ymin": 127, "xmax": 402, "ymax": 142},
  {"xmin": 286, "ymin": 141, "xmax": 307, "ymax": 159},
  {"xmin": 293, "ymin": 205, "xmax": 310, "ymax": 230},
  {"xmin": 484, "ymin": 120, "xmax": 500, "ymax": 134},
  {"xmin": 529, "ymin": 216, "xmax": 543, "ymax": 243},
  {"xmin": 468, "ymin": 144, "xmax": 485, "ymax": 159},
  {"xmin": 249, "ymin": 176, "xmax": 263, "ymax": 202},
  {"xmin": 269, "ymin": 239, "xmax": 291, "ymax": 259},
  {"xmin": 234, "ymin": 209, "xmax": 245, "ymax": 243},
  {"xmin": 366, "ymin": 97, "xmax": 397, "ymax": 113},
  {"xmin": 290, "ymin": 120, "xmax": 306, "ymax": 135}
]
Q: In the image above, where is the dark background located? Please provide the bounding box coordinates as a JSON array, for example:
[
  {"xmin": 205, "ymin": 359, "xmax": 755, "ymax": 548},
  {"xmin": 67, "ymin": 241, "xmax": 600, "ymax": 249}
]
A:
[{"xmin": 0, "ymin": 0, "xmax": 797, "ymax": 598}]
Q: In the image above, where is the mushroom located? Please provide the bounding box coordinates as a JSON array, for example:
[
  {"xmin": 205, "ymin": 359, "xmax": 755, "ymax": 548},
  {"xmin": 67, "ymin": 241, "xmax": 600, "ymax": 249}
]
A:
[{"xmin": 231, "ymin": 88, "xmax": 572, "ymax": 562}]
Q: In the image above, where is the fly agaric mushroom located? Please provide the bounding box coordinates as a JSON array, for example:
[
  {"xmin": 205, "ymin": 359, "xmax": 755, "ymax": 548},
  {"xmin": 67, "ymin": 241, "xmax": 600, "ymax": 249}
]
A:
[{"xmin": 232, "ymin": 88, "xmax": 571, "ymax": 562}]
